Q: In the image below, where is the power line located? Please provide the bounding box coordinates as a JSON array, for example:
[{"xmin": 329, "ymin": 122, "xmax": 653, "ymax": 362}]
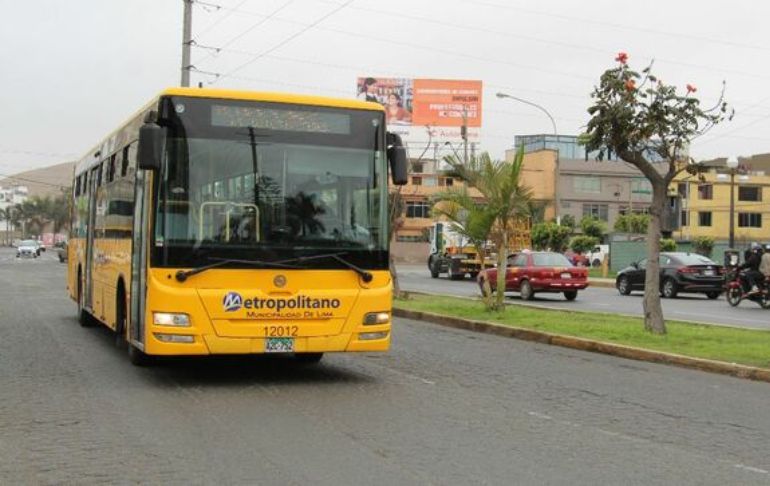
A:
[
  {"xmin": 465, "ymin": 0, "xmax": 770, "ymax": 53},
  {"xmin": 200, "ymin": 6, "xmax": 595, "ymax": 83},
  {"xmin": 193, "ymin": 0, "xmax": 244, "ymax": 39},
  {"xmin": 213, "ymin": 0, "xmax": 355, "ymax": 84},
  {"xmin": 200, "ymin": 1, "xmax": 770, "ymax": 90},
  {"xmin": 312, "ymin": 0, "xmax": 770, "ymax": 82},
  {"xmin": 193, "ymin": 0, "xmax": 296, "ymax": 68},
  {"xmin": 0, "ymin": 173, "xmax": 69, "ymax": 189}
]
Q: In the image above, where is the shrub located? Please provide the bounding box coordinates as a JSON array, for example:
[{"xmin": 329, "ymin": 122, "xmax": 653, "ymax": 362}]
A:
[
  {"xmin": 660, "ymin": 238, "xmax": 677, "ymax": 252},
  {"xmin": 570, "ymin": 235, "xmax": 598, "ymax": 254},
  {"xmin": 692, "ymin": 236, "xmax": 714, "ymax": 256}
]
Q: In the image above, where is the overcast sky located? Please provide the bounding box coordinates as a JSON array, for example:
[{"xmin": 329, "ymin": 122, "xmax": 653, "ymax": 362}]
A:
[{"xmin": 1, "ymin": 0, "xmax": 769, "ymax": 177}]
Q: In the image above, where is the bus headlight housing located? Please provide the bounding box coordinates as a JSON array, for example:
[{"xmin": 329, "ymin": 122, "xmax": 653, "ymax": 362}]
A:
[
  {"xmin": 153, "ymin": 312, "xmax": 191, "ymax": 327},
  {"xmin": 363, "ymin": 312, "xmax": 390, "ymax": 325}
]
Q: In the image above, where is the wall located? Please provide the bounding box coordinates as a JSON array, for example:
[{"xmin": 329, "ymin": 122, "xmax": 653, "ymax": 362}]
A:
[{"xmin": 391, "ymin": 241, "xmax": 429, "ymax": 263}]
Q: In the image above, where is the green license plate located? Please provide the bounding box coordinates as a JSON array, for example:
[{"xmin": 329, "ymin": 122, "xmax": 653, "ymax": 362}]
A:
[{"xmin": 265, "ymin": 337, "xmax": 294, "ymax": 353}]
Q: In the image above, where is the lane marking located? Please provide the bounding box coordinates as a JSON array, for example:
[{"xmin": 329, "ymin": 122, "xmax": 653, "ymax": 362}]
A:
[
  {"xmin": 527, "ymin": 411, "xmax": 552, "ymax": 420},
  {"xmin": 735, "ymin": 464, "xmax": 769, "ymax": 474}
]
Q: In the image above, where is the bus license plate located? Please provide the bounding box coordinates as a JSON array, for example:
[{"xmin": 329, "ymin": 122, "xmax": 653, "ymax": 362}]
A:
[{"xmin": 265, "ymin": 337, "xmax": 294, "ymax": 353}]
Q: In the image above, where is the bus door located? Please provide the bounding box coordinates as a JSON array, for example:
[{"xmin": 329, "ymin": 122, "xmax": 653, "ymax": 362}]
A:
[
  {"xmin": 129, "ymin": 170, "xmax": 150, "ymax": 347},
  {"xmin": 83, "ymin": 166, "xmax": 99, "ymax": 310}
]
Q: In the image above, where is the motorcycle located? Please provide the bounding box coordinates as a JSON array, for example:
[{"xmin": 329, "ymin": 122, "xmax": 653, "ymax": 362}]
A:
[{"xmin": 724, "ymin": 266, "xmax": 770, "ymax": 308}]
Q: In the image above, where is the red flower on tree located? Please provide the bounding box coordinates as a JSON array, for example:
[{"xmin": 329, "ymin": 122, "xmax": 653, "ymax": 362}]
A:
[
  {"xmin": 686, "ymin": 84, "xmax": 697, "ymax": 94},
  {"xmin": 625, "ymin": 79, "xmax": 636, "ymax": 92},
  {"xmin": 615, "ymin": 52, "xmax": 628, "ymax": 64}
]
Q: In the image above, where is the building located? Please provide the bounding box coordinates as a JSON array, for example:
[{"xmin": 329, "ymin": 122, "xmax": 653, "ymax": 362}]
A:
[
  {"xmin": 673, "ymin": 157, "xmax": 770, "ymax": 244},
  {"xmin": 509, "ymin": 134, "xmax": 663, "ymax": 228},
  {"xmin": 390, "ymin": 155, "xmax": 482, "ymax": 262}
]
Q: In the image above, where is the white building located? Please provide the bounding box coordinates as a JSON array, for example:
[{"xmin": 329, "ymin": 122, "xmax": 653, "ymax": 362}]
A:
[{"xmin": 0, "ymin": 184, "xmax": 29, "ymax": 241}]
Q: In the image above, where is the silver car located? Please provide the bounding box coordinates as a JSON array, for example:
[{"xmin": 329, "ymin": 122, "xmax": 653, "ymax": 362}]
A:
[{"xmin": 16, "ymin": 239, "xmax": 40, "ymax": 258}]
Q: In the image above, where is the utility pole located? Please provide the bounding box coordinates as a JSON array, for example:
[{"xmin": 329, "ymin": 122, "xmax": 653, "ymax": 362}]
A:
[{"xmin": 181, "ymin": 0, "xmax": 193, "ymax": 87}]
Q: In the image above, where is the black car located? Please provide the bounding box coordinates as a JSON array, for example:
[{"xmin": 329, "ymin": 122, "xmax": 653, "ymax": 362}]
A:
[{"xmin": 616, "ymin": 252, "xmax": 724, "ymax": 299}]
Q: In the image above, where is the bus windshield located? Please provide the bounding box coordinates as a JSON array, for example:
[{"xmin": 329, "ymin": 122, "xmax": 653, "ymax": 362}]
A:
[{"xmin": 153, "ymin": 97, "xmax": 388, "ymax": 269}]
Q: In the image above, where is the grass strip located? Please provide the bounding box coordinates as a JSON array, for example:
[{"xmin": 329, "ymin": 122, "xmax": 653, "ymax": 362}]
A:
[{"xmin": 395, "ymin": 294, "xmax": 770, "ymax": 369}]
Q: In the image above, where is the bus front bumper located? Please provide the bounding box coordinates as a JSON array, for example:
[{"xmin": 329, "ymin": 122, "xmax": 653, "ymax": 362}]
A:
[{"xmin": 144, "ymin": 328, "xmax": 391, "ymax": 355}]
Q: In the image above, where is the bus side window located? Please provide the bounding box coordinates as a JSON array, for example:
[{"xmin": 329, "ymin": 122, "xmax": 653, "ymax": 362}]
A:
[
  {"xmin": 121, "ymin": 146, "xmax": 130, "ymax": 177},
  {"xmin": 108, "ymin": 154, "xmax": 116, "ymax": 183}
]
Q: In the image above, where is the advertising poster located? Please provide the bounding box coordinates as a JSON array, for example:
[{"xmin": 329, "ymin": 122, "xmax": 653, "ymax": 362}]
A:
[{"xmin": 356, "ymin": 77, "xmax": 482, "ymax": 145}]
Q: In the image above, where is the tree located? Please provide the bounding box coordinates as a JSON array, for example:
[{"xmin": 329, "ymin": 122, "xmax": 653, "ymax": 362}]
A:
[
  {"xmin": 570, "ymin": 235, "xmax": 598, "ymax": 254},
  {"xmin": 432, "ymin": 190, "xmax": 497, "ymax": 309},
  {"xmin": 559, "ymin": 214, "xmax": 576, "ymax": 230},
  {"xmin": 614, "ymin": 213, "xmax": 649, "ymax": 234},
  {"xmin": 583, "ymin": 51, "xmax": 731, "ymax": 334},
  {"xmin": 580, "ymin": 215, "xmax": 606, "ymax": 241},
  {"xmin": 692, "ymin": 236, "xmax": 714, "ymax": 257},
  {"xmin": 442, "ymin": 148, "xmax": 532, "ymax": 310},
  {"xmin": 531, "ymin": 222, "xmax": 571, "ymax": 252}
]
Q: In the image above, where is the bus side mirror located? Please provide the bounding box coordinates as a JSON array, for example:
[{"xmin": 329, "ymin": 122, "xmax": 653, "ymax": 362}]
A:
[
  {"xmin": 138, "ymin": 123, "xmax": 163, "ymax": 171},
  {"xmin": 387, "ymin": 132, "xmax": 408, "ymax": 185}
]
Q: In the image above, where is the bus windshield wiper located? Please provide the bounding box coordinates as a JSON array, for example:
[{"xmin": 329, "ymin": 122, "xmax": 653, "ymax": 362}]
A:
[
  {"xmin": 285, "ymin": 252, "xmax": 373, "ymax": 283},
  {"xmin": 175, "ymin": 257, "xmax": 301, "ymax": 282}
]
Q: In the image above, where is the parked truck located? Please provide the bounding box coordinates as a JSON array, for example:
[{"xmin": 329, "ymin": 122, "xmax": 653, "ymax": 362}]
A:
[{"xmin": 427, "ymin": 219, "xmax": 531, "ymax": 280}]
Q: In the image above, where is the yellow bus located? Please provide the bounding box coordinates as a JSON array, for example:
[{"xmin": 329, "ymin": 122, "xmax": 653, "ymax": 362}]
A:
[{"xmin": 67, "ymin": 87, "xmax": 407, "ymax": 365}]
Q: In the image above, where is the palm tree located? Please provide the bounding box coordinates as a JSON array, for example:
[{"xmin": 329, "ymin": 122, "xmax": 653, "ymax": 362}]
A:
[{"xmin": 441, "ymin": 147, "xmax": 532, "ymax": 310}]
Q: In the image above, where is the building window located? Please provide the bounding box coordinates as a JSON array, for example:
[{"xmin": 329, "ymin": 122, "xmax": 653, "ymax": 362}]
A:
[
  {"xmin": 411, "ymin": 162, "xmax": 424, "ymax": 173},
  {"xmin": 412, "ymin": 176, "xmax": 422, "ymax": 186},
  {"xmin": 680, "ymin": 210, "xmax": 689, "ymax": 227},
  {"xmin": 738, "ymin": 212, "xmax": 762, "ymax": 228},
  {"xmin": 406, "ymin": 201, "xmax": 431, "ymax": 218},
  {"xmin": 582, "ymin": 203, "xmax": 608, "ymax": 221},
  {"xmin": 631, "ymin": 178, "xmax": 652, "ymax": 196},
  {"xmin": 698, "ymin": 184, "xmax": 713, "ymax": 200},
  {"xmin": 738, "ymin": 186, "xmax": 761, "ymax": 202},
  {"xmin": 422, "ymin": 176, "xmax": 437, "ymax": 187},
  {"xmin": 677, "ymin": 182, "xmax": 689, "ymax": 199},
  {"xmin": 573, "ymin": 176, "xmax": 601, "ymax": 193},
  {"xmin": 698, "ymin": 211, "xmax": 712, "ymax": 227},
  {"xmin": 439, "ymin": 177, "xmax": 454, "ymax": 187}
]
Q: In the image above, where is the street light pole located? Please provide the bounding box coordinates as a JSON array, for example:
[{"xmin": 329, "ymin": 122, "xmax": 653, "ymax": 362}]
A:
[
  {"xmin": 496, "ymin": 92, "xmax": 560, "ymax": 223},
  {"xmin": 727, "ymin": 156, "xmax": 739, "ymax": 249}
]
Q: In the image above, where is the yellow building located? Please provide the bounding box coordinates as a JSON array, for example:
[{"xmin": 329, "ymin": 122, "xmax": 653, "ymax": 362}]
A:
[{"xmin": 673, "ymin": 168, "xmax": 770, "ymax": 244}]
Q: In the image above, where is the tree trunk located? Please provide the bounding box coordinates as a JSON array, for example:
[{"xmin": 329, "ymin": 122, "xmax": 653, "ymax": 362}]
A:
[
  {"xmin": 643, "ymin": 185, "xmax": 667, "ymax": 335},
  {"xmin": 495, "ymin": 230, "xmax": 508, "ymax": 310}
]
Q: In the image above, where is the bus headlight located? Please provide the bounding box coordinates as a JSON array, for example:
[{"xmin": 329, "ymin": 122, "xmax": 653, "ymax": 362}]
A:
[
  {"xmin": 363, "ymin": 312, "xmax": 390, "ymax": 325},
  {"xmin": 153, "ymin": 312, "xmax": 191, "ymax": 327}
]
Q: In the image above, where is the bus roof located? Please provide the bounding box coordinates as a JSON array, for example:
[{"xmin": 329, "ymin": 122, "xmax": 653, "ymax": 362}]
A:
[
  {"xmin": 74, "ymin": 87, "xmax": 385, "ymax": 176},
  {"xmin": 161, "ymin": 87, "xmax": 385, "ymax": 112}
]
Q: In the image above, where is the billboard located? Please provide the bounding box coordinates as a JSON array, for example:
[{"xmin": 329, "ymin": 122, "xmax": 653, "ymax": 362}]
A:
[{"xmin": 356, "ymin": 77, "xmax": 482, "ymax": 144}]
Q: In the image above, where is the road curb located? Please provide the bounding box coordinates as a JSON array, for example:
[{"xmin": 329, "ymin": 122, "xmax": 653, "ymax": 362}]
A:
[
  {"xmin": 588, "ymin": 279, "xmax": 615, "ymax": 289},
  {"xmin": 393, "ymin": 307, "xmax": 770, "ymax": 383}
]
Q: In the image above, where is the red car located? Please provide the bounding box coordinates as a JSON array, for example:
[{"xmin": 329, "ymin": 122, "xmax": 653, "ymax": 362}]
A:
[{"xmin": 477, "ymin": 251, "xmax": 589, "ymax": 301}]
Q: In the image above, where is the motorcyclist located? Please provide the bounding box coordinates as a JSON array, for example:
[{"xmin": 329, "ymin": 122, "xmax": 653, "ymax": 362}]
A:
[
  {"xmin": 739, "ymin": 242, "xmax": 765, "ymax": 294},
  {"xmin": 761, "ymin": 244, "xmax": 770, "ymax": 280}
]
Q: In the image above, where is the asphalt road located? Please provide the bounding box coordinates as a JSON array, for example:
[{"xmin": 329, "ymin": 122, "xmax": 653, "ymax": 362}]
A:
[
  {"xmin": 397, "ymin": 264, "xmax": 770, "ymax": 330},
  {"xmin": 2, "ymin": 248, "xmax": 770, "ymax": 484}
]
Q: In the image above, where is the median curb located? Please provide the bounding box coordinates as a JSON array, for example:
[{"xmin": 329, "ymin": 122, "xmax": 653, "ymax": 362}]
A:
[
  {"xmin": 393, "ymin": 307, "xmax": 770, "ymax": 383},
  {"xmin": 588, "ymin": 278, "xmax": 615, "ymax": 289}
]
